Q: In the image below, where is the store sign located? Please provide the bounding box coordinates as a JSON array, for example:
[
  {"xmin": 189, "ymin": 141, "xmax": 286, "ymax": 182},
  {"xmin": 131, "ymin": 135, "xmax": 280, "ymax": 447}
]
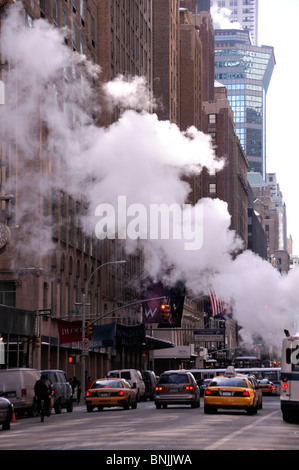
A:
[
  {"xmin": 194, "ymin": 329, "xmax": 224, "ymax": 342},
  {"xmin": 57, "ymin": 320, "xmax": 82, "ymax": 344}
]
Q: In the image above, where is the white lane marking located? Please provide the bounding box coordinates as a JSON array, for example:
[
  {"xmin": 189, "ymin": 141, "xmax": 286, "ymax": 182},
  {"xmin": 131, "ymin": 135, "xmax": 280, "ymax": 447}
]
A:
[{"xmin": 204, "ymin": 410, "xmax": 279, "ymax": 450}]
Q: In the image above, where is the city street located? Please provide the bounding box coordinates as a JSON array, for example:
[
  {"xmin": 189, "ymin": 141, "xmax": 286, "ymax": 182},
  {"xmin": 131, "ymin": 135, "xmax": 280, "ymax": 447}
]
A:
[{"xmin": 1, "ymin": 396, "xmax": 298, "ymax": 452}]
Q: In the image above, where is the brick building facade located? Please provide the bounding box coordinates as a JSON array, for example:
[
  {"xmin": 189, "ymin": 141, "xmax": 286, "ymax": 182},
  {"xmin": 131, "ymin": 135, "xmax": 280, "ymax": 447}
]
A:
[{"xmin": 0, "ymin": 0, "xmax": 249, "ymax": 374}]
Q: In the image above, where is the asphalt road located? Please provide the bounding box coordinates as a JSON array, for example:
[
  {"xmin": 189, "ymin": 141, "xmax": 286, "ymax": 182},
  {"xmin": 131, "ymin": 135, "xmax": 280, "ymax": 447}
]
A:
[{"xmin": 0, "ymin": 396, "xmax": 298, "ymax": 453}]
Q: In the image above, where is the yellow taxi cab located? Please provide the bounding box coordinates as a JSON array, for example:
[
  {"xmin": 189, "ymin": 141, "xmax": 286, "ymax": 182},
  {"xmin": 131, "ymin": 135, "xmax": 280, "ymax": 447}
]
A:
[
  {"xmin": 204, "ymin": 366, "xmax": 258, "ymax": 415},
  {"xmin": 257, "ymin": 379, "xmax": 276, "ymax": 395},
  {"xmin": 85, "ymin": 378, "xmax": 137, "ymax": 412}
]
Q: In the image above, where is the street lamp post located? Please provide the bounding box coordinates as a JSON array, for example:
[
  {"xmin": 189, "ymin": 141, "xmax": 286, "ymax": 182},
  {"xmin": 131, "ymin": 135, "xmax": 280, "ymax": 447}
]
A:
[{"xmin": 80, "ymin": 260, "xmax": 126, "ymax": 397}]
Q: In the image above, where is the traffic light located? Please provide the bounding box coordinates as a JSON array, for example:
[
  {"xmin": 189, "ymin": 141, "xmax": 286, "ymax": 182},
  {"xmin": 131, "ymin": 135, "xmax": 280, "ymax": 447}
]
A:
[
  {"xmin": 33, "ymin": 336, "xmax": 41, "ymax": 350},
  {"xmin": 68, "ymin": 355, "xmax": 79, "ymax": 364},
  {"xmin": 85, "ymin": 321, "xmax": 93, "ymax": 339},
  {"xmin": 160, "ymin": 303, "xmax": 170, "ymax": 320}
]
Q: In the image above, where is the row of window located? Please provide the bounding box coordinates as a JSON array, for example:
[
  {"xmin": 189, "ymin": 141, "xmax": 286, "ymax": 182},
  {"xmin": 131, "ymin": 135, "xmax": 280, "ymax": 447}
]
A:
[{"xmin": 213, "ymin": 0, "xmax": 256, "ymax": 6}]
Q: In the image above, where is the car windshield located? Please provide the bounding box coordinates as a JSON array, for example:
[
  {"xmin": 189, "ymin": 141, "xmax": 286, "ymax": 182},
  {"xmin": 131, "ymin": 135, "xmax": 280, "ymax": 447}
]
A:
[
  {"xmin": 159, "ymin": 374, "xmax": 189, "ymax": 385},
  {"xmin": 209, "ymin": 377, "xmax": 248, "ymax": 388},
  {"xmin": 91, "ymin": 380, "xmax": 123, "ymax": 389}
]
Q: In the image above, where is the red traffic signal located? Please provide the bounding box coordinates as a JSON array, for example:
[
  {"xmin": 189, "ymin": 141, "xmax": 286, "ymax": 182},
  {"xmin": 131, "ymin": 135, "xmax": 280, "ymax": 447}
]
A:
[
  {"xmin": 160, "ymin": 303, "xmax": 170, "ymax": 319},
  {"xmin": 68, "ymin": 355, "xmax": 79, "ymax": 364}
]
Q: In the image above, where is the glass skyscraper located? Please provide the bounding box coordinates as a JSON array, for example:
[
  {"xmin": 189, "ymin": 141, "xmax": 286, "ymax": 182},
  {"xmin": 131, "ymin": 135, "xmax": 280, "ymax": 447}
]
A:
[{"xmin": 214, "ymin": 28, "xmax": 275, "ymax": 178}]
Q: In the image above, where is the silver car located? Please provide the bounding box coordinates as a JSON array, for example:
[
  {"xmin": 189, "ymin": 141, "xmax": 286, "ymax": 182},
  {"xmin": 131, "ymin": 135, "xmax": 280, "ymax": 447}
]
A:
[
  {"xmin": 0, "ymin": 396, "xmax": 14, "ymax": 430},
  {"xmin": 155, "ymin": 370, "xmax": 200, "ymax": 409}
]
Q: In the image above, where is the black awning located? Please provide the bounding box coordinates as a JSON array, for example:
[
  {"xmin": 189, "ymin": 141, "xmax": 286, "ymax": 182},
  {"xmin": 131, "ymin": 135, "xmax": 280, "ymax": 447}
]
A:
[
  {"xmin": 145, "ymin": 335, "xmax": 175, "ymax": 350},
  {"xmin": 0, "ymin": 304, "xmax": 36, "ymax": 337}
]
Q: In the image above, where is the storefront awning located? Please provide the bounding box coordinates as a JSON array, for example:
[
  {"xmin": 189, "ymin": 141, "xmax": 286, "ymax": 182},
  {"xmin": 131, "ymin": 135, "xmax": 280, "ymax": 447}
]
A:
[
  {"xmin": 145, "ymin": 335, "xmax": 175, "ymax": 350},
  {"xmin": 0, "ymin": 304, "xmax": 36, "ymax": 337}
]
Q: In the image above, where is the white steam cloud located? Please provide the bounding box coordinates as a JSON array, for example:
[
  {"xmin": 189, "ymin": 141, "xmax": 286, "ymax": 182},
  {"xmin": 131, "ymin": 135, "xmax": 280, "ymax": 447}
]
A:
[
  {"xmin": 211, "ymin": 5, "xmax": 242, "ymax": 30},
  {"xmin": 1, "ymin": 5, "xmax": 298, "ymax": 348}
]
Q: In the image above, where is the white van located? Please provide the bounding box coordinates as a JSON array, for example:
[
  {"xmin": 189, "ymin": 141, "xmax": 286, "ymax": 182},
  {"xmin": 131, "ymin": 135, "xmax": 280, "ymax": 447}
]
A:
[
  {"xmin": 0, "ymin": 368, "xmax": 40, "ymax": 417},
  {"xmin": 106, "ymin": 369, "xmax": 146, "ymax": 401}
]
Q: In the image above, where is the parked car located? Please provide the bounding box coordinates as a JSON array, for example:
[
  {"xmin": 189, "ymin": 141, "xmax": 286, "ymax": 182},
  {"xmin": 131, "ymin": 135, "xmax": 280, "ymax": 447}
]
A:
[
  {"xmin": 41, "ymin": 370, "xmax": 73, "ymax": 414},
  {"xmin": 0, "ymin": 395, "xmax": 14, "ymax": 430},
  {"xmin": 155, "ymin": 369, "xmax": 200, "ymax": 409},
  {"xmin": 0, "ymin": 368, "xmax": 40, "ymax": 417},
  {"xmin": 106, "ymin": 369, "xmax": 146, "ymax": 401},
  {"xmin": 85, "ymin": 378, "xmax": 137, "ymax": 411},
  {"xmin": 141, "ymin": 370, "xmax": 157, "ymax": 400}
]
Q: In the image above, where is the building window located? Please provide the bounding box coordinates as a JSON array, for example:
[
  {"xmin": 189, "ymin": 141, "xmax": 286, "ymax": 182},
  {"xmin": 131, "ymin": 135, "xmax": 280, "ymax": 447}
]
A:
[
  {"xmin": 209, "ymin": 183, "xmax": 217, "ymax": 194},
  {"xmin": 72, "ymin": 0, "xmax": 76, "ymax": 14},
  {"xmin": 25, "ymin": 11, "xmax": 34, "ymax": 28},
  {"xmin": 39, "ymin": 0, "xmax": 46, "ymax": 18},
  {"xmin": 52, "ymin": 0, "xmax": 58, "ymax": 25},
  {"xmin": 72, "ymin": 22, "xmax": 77, "ymax": 50},
  {"xmin": 209, "ymin": 114, "xmax": 216, "ymax": 124},
  {"xmin": 0, "ymin": 282, "xmax": 16, "ymax": 307},
  {"xmin": 80, "ymin": 0, "xmax": 85, "ymax": 26}
]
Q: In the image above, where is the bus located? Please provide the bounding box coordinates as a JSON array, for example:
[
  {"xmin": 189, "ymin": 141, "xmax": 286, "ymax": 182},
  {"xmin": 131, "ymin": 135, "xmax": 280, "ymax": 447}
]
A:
[
  {"xmin": 187, "ymin": 367, "xmax": 281, "ymax": 391},
  {"xmin": 280, "ymin": 331, "xmax": 299, "ymax": 422}
]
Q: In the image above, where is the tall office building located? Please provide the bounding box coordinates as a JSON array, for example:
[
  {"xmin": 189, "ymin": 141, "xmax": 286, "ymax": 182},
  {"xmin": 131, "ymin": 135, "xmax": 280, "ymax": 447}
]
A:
[
  {"xmin": 0, "ymin": 0, "xmax": 150, "ymax": 372},
  {"xmin": 210, "ymin": 0, "xmax": 259, "ymax": 46},
  {"xmin": 214, "ymin": 28, "xmax": 275, "ymax": 178},
  {"xmin": 182, "ymin": 0, "xmax": 259, "ymax": 46},
  {"xmin": 266, "ymin": 173, "xmax": 287, "ymax": 252}
]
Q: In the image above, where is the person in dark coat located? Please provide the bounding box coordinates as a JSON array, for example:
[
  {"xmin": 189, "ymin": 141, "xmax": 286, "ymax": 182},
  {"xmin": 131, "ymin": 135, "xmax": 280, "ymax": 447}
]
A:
[{"xmin": 34, "ymin": 374, "xmax": 52, "ymax": 416}]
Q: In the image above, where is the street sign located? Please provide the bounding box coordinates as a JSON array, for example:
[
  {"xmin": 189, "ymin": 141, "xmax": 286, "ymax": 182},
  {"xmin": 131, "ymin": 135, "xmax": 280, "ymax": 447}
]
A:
[
  {"xmin": 194, "ymin": 329, "xmax": 224, "ymax": 342},
  {"xmin": 82, "ymin": 338, "xmax": 89, "ymax": 355}
]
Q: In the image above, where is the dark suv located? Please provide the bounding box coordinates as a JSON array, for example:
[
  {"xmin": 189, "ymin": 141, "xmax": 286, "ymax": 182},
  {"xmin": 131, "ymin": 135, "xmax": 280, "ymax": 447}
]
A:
[
  {"xmin": 41, "ymin": 370, "xmax": 73, "ymax": 414},
  {"xmin": 155, "ymin": 370, "xmax": 200, "ymax": 409},
  {"xmin": 141, "ymin": 370, "xmax": 157, "ymax": 400}
]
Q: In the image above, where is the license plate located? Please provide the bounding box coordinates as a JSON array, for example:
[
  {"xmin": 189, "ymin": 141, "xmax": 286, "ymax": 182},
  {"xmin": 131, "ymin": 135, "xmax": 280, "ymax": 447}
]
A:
[
  {"xmin": 222, "ymin": 391, "xmax": 232, "ymax": 396},
  {"xmin": 169, "ymin": 389, "xmax": 178, "ymax": 393},
  {"xmin": 100, "ymin": 393, "xmax": 109, "ymax": 397},
  {"xmin": 6, "ymin": 392, "xmax": 16, "ymax": 398}
]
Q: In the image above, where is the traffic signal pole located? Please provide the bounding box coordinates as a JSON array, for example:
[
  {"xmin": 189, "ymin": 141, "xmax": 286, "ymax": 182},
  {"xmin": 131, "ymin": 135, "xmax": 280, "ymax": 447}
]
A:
[{"xmin": 80, "ymin": 260, "xmax": 126, "ymax": 400}]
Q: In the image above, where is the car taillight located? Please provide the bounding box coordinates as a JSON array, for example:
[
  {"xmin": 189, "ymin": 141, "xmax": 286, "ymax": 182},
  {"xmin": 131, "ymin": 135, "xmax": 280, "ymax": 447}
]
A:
[
  {"xmin": 205, "ymin": 389, "xmax": 212, "ymax": 395},
  {"xmin": 242, "ymin": 390, "xmax": 249, "ymax": 397},
  {"xmin": 118, "ymin": 390, "xmax": 124, "ymax": 396},
  {"xmin": 21, "ymin": 388, "xmax": 26, "ymax": 397},
  {"xmin": 184, "ymin": 386, "xmax": 194, "ymax": 391},
  {"xmin": 86, "ymin": 391, "xmax": 90, "ymax": 397},
  {"xmin": 282, "ymin": 382, "xmax": 288, "ymax": 390},
  {"xmin": 156, "ymin": 386, "xmax": 164, "ymax": 391}
]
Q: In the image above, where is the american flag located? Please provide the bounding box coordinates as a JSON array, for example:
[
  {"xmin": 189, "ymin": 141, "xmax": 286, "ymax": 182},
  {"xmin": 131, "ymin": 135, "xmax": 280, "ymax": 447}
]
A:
[{"xmin": 209, "ymin": 288, "xmax": 226, "ymax": 317}]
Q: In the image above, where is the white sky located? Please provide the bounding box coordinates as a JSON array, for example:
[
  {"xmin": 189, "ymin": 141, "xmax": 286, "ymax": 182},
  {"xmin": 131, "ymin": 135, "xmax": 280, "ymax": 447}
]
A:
[{"xmin": 258, "ymin": 0, "xmax": 299, "ymax": 255}]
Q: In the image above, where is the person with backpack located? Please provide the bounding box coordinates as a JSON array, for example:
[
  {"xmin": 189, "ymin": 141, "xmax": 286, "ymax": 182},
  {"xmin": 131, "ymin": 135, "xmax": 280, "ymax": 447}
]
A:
[{"xmin": 34, "ymin": 374, "xmax": 52, "ymax": 417}]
